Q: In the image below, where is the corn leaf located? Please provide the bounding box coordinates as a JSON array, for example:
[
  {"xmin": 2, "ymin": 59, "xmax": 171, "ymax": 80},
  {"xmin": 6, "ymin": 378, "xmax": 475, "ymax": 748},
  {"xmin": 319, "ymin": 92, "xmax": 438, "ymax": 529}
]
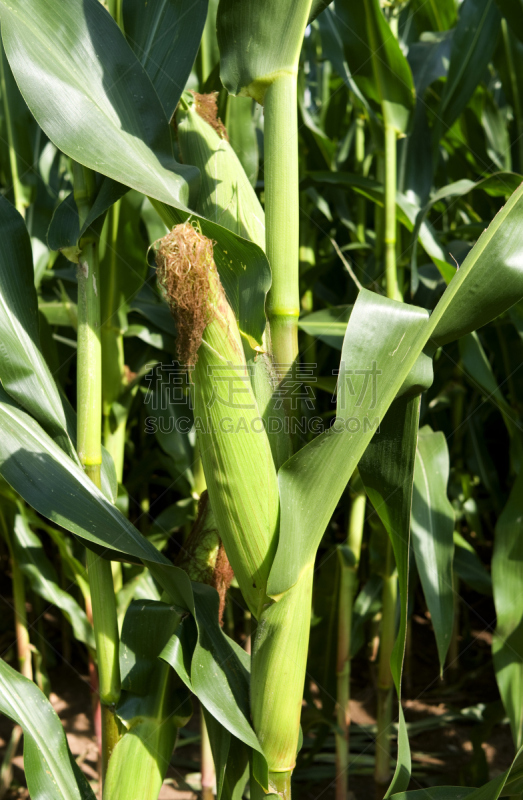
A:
[
  {"xmin": 270, "ymin": 179, "xmax": 523, "ymax": 598},
  {"xmin": 0, "ymin": 385, "xmax": 168, "ymax": 565},
  {"xmin": 217, "ymin": 0, "xmax": 313, "ymax": 103},
  {"xmin": 0, "ymin": 658, "xmax": 95, "ymax": 800},
  {"xmin": 333, "ymin": 0, "xmax": 415, "ymax": 134},
  {"xmin": 411, "ymin": 426, "xmax": 455, "ymax": 668},
  {"xmin": 359, "ymin": 396, "xmax": 422, "ymax": 794},
  {"xmin": 269, "ymin": 294, "xmax": 430, "ymax": 598},
  {"xmin": 459, "ymin": 332, "xmax": 515, "ymax": 436},
  {"xmin": 298, "ymin": 306, "xmax": 352, "ymax": 350},
  {"xmin": 493, "ymin": 465, "xmax": 523, "ymax": 749},
  {"xmin": 0, "ymin": 196, "xmax": 75, "ymax": 458},
  {"xmin": 203, "ymin": 710, "xmax": 250, "ymax": 800},
  {"xmin": 123, "ymin": 0, "xmax": 208, "ymax": 120},
  {"xmin": 497, "ymin": 0, "xmax": 523, "ymax": 44},
  {"xmin": 0, "ymin": 0, "xmax": 199, "ymax": 209},
  {"xmin": 177, "ymin": 94, "xmax": 265, "ymax": 250},
  {"xmin": 9, "ymin": 509, "xmax": 95, "ymax": 649},
  {"xmin": 226, "ymin": 96, "xmax": 259, "ymax": 188},
  {"xmin": 434, "ymin": 0, "xmax": 501, "ymax": 139},
  {"xmin": 409, "ymin": 0, "xmax": 457, "ymax": 32},
  {"xmin": 106, "ymin": 600, "xmax": 188, "ymax": 800},
  {"xmin": 390, "ymin": 745, "xmax": 523, "ymax": 800},
  {"xmin": 157, "ymin": 570, "xmax": 269, "ymax": 786},
  {"xmin": 454, "ymin": 532, "xmax": 492, "ymax": 596}
]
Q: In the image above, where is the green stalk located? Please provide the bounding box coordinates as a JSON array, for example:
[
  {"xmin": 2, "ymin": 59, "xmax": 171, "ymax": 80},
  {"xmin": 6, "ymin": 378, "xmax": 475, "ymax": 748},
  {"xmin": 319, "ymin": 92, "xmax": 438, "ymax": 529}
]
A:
[
  {"xmin": 102, "ymin": 199, "xmax": 128, "ymax": 485},
  {"xmin": 384, "ymin": 125, "xmax": 400, "ymax": 301},
  {"xmin": 375, "ymin": 155, "xmax": 384, "ymax": 267},
  {"xmin": 264, "ymin": 74, "xmax": 300, "ymax": 374},
  {"xmin": 335, "ymin": 476, "xmax": 365, "ymax": 800},
  {"xmin": 355, "ymin": 116, "xmax": 366, "ymax": 246},
  {"xmin": 0, "ymin": 49, "xmax": 25, "ymax": 215},
  {"xmin": 107, "ymin": 0, "xmax": 123, "ymax": 30},
  {"xmin": 374, "ymin": 541, "xmax": 397, "ymax": 787},
  {"xmin": 251, "ymin": 566, "xmax": 314, "ymax": 798},
  {"xmin": 75, "ymin": 166, "xmax": 121, "ymax": 783},
  {"xmin": 0, "ymin": 509, "xmax": 32, "ymax": 681}
]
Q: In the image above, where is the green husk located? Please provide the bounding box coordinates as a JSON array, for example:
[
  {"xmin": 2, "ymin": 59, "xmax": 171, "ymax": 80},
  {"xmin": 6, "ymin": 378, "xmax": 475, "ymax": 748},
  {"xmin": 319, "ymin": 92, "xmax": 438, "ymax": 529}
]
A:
[
  {"xmin": 156, "ymin": 223, "xmax": 279, "ymax": 620},
  {"xmin": 177, "ymin": 92, "xmax": 265, "ymax": 250}
]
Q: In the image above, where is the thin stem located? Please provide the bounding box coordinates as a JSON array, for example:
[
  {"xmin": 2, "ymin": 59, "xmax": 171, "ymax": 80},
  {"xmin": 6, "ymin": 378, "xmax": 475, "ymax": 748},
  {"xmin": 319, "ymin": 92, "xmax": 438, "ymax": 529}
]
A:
[
  {"xmin": 0, "ymin": 49, "xmax": 25, "ymax": 216},
  {"xmin": 75, "ymin": 182, "xmax": 121, "ymax": 785},
  {"xmin": 355, "ymin": 116, "xmax": 366, "ymax": 246},
  {"xmin": 201, "ymin": 711, "xmax": 215, "ymax": 800},
  {"xmin": 375, "ymin": 155, "xmax": 384, "ymax": 266},
  {"xmin": 0, "ymin": 509, "xmax": 32, "ymax": 681},
  {"xmin": 384, "ymin": 125, "xmax": 400, "ymax": 301},
  {"xmin": 264, "ymin": 74, "xmax": 300, "ymax": 373},
  {"xmin": 269, "ymin": 771, "xmax": 292, "ymax": 800},
  {"xmin": 335, "ymin": 478, "xmax": 366, "ymax": 800},
  {"xmin": 374, "ymin": 540, "xmax": 397, "ymax": 787},
  {"xmin": 11, "ymin": 558, "xmax": 32, "ymax": 681},
  {"xmin": 102, "ymin": 199, "xmax": 128, "ymax": 485}
]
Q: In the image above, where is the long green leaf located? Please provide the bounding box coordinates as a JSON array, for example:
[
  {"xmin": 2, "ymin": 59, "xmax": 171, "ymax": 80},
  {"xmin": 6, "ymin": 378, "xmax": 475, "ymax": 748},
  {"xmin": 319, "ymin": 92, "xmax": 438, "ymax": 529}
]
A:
[
  {"xmin": 497, "ymin": 0, "xmax": 523, "ymax": 43},
  {"xmin": 434, "ymin": 0, "xmax": 501, "ymax": 138},
  {"xmin": 123, "ymin": 0, "xmax": 208, "ymax": 120},
  {"xmin": 270, "ymin": 179, "xmax": 523, "ymax": 597},
  {"xmin": 0, "ymin": 658, "xmax": 95, "ymax": 800},
  {"xmin": 106, "ymin": 600, "xmax": 188, "ymax": 800},
  {"xmin": 492, "ymin": 466, "xmax": 523, "ymax": 748},
  {"xmin": 217, "ymin": 0, "xmax": 313, "ymax": 103},
  {"xmin": 411, "ymin": 426, "xmax": 455, "ymax": 668},
  {"xmin": 10, "ymin": 509, "xmax": 95, "ymax": 649},
  {"xmin": 359, "ymin": 396, "xmax": 423, "ymax": 794},
  {"xmin": 0, "ymin": 195, "xmax": 75, "ymax": 458},
  {"xmin": 0, "ymin": 385, "xmax": 168, "ymax": 565},
  {"xmin": 269, "ymin": 294, "xmax": 431, "ymax": 598},
  {"xmin": 0, "ymin": 0, "xmax": 198, "ymax": 208},
  {"xmin": 334, "ymin": 0, "xmax": 415, "ymax": 133}
]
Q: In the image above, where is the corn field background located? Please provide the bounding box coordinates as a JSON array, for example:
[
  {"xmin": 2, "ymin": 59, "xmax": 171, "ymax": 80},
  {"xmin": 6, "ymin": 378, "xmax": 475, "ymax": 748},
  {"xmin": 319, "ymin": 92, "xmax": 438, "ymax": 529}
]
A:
[{"xmin": 2, "ymin": 1, "xmax": 523, "ymax": 799}]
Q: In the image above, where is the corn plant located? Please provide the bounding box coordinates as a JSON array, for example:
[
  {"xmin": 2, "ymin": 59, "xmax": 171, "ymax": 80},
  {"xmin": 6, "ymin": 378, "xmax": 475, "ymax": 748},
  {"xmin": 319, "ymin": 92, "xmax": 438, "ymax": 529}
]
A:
[{"xmin": 2, "ymin": 1, "xmax": 523, "ymax": 799}]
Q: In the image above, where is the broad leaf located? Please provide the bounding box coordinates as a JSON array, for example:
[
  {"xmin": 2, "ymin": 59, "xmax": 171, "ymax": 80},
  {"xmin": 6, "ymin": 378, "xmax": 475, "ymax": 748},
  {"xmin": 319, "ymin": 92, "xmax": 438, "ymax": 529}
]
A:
[
  {"xmin": 0, "ymin": 385, "xmax": 168, "ymax": 565},
  {"xmin": 106, "ymin": 600, "xmax": 189, "ymax": 800},
  {"xmin": 0, "ymin": 0, "xmax": 199, "ymax": 209},
  {"xmin": 157, "ymin": 568, "xmax": 270, "ymax": 787},
  {"xmin": 217, "ymin": 0, "xmax": 313, "ymax": 103},
  {"xmin": 9, "ymin": 509, "xmax": 95, "ymax": 649},
  {"xmin": 359, "ymin": 396, "xmax": 423, "ymax": 794},
  {"xmin": 270, "ymin": 179, "xmax": 523, "ymax": 597},
  {"xmin": 0, "ymin": 195, "xmax": 75, "ymax": 458},
  {"xmin": 0, "ymin": 658, "xmax": 95, "ymax": 800},
  {"xmin": 411, "ymin": 426, "xmax": 455, "ymax": 668},
  {"xmin": 298, "ymin": 306, "xmax": 352, "ymax": 349},
  {"xmin": 434, "ymin": 0, "xmax": 501, "ymax": 139},
  {"xmin": 123, "ymin": 0, "xmax": 208, "ymax": 120},
  {"xmin": 334, "ymin": 0, "xmax": 415, "ymax": 133},
  {"xmin": 493, "ymin": 466, "xmax": 523, "ymax": 748},
  {"xmin": 269, "ymin": 293, "xmax": 431, "ymax": 598},
  {"xmin": 497, "ymin": 0, "xmax": 523, "ymax": 44}
]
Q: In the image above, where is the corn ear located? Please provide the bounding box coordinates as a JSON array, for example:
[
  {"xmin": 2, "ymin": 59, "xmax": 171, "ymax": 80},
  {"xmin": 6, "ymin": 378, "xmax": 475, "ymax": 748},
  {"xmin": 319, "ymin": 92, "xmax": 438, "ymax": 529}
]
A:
[{"xmin": 156, "ymin": 224, "xmax": 279, "ymax": 619}]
